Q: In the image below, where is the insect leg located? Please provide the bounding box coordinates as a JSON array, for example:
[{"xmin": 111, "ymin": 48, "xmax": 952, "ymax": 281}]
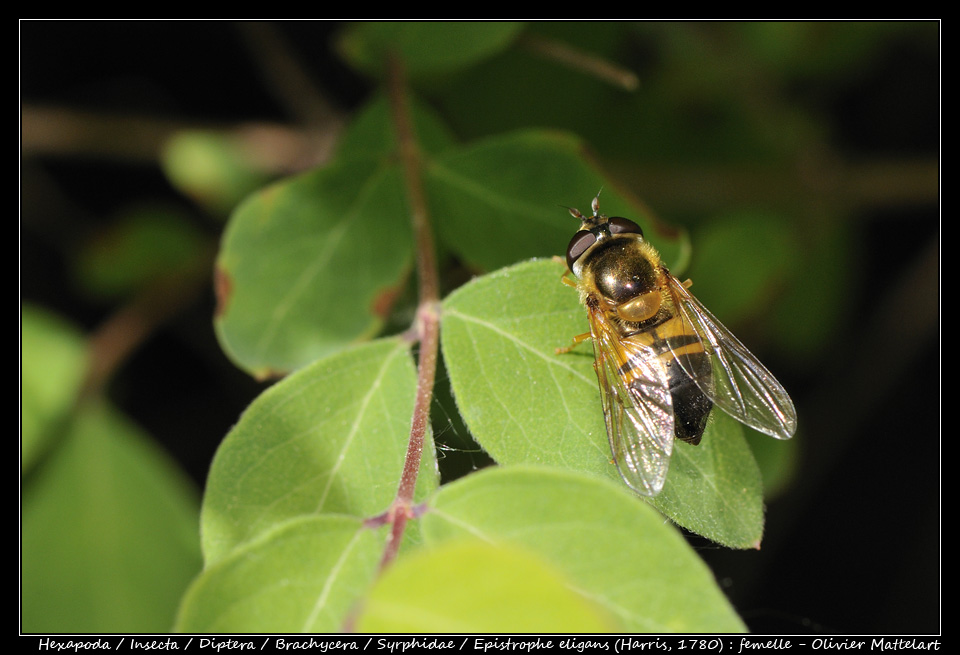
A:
[{"xmin": 555, "ymin": 332, "xmax": 592, "ymax": 355}]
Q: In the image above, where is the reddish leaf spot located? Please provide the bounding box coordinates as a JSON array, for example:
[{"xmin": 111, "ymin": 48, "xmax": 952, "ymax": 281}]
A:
[
  {"xmin": 370, "ymin": 283, "xmax": 403, "ymax": 319},
  {"xmin": 214, "ymin": 265, "xmax": 233, "ymax": 319}
]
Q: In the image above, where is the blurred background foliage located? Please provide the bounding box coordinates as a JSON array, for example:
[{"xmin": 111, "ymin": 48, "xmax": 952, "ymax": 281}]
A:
[{"xmin": 20, "ymin": 21, "xmax": 938, "ymax": 633}]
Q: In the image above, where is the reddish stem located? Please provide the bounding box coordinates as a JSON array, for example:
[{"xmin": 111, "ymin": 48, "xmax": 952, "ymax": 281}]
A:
[{"xmin": 373, "ymin": 52, "xmax": 441, "ymax": 573}]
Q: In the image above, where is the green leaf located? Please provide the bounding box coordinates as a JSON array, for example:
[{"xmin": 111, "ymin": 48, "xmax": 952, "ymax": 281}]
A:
[
  {"xmin": 214, "ymin": 96, "xmax": 455, "ymax": 377},
  {"xmin": 422, "ymin": 466, "xmax": 747, "ymax": 632},
  {"xmin": 213, "ymin": 160, "xmax": 412, "ymax": 378},
  {"xmin": 73, "ymin": 206, "xmax": 207, "ymax": 299},
  {"xmin": 746, "ymin": 426, "xmax": 800, "ymax": 500},
  {"xmin": 162, "ymin": 130, "xmax": 270, "ymax": 217},
  {"xmin": 337, "ymin": 22, "xmax": 525, "ymax": 78},
  {"xmin": 652, "ymin": 412, "xmax": 764, "ymax": 548},
  {"xmin": 200, "ymin": 338, "xmax": 437, "ymax": 565},
  {"xmin": 21, "ymin": 402, "xmax": 202, "ymax": 632},
  {"xmin": 685, "ymin": 210, "xmax": 799, "ymax": 324},
  {"xmin": 21, "ymin": 305, "xmax": 88, "ymax": 473},
  {"xmin": 426, "ymin": 130, "xmax": 683, "ymax": 272},
  {"xmin": 772, "ymin": 218, "xmax": 852, "ymax": 361},
  {"xmin": 177, "ymin": 516, "xmax": 382, "ymax": 633},
  {"xmin": 440, "ymin": 258, "xmax": 766, "ymax": 548},
  {"xmin": 355, "ymin": 538, "xmax": 616, "ymax": 632},
  {"xmin": 333, "ymin": 93, "xmax": 458, "ymax": 161},
  {"xmin": 432, "ymin": 23, "xmax": 635, "ymax": 144}
]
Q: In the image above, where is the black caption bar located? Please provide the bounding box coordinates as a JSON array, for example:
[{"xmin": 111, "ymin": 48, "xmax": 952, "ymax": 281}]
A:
[{"xmin": 19, "ymin": 635, "xmax": 942, "ymax": 654}]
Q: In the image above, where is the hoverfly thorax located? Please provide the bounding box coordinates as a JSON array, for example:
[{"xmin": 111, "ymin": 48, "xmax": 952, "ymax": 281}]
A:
[{"xmin": 566, "ymin": 203, "xmax": 664, "ymax": 323}]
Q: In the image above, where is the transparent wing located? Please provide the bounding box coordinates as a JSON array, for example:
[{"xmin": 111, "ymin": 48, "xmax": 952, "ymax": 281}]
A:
[
  {"xmin": 589, "ymin": 305, "xmax": 675, "ymax": 496},
  {"xmin": 666, "ymin": 275, "xmax": 797, "ymax": 440}
]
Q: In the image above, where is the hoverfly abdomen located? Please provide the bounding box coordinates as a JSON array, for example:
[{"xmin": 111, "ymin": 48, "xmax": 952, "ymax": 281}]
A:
[
  {"xmin": 662, "ymin": 345, "xmax": 712, "ymax": 445},
  {"xmin": 630, "ymin": 318, "xmax": 713, "ymax": 446},
  {"xmin": 563, "ymin": 196, "xmax": 796, "ymax": 496}
]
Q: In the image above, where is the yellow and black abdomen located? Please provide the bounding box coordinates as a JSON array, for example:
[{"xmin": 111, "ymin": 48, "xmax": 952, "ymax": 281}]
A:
[{"xmin": 628, "ymin": 312, "xmax": 713, "ymax": 445}]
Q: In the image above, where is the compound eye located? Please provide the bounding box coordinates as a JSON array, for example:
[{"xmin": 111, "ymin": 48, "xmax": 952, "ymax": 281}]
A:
[
  {"xmin": 566, "ymin": 230, "xmax": 596, "ymax": 270},
  {"xmin": 608, "ymin": 216, "xmax": 643, "ymax": 237}
]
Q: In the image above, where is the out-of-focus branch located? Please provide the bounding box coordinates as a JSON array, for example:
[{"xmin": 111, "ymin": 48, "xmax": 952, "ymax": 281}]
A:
[
  {"xmin": 21, "ymin": 104, "xmax": 342, "ymax": 174},
  {"xmin": 235, "ymin": 21, "xmax": 347, "ymax": 130},
  {"xmin": 22, "ymin": 105, "xmax": 181, "ymax": 162},
  {"xmin": 81, "ymin": 248, "xmax": 215, "ymax": 399},
  {"xmin": 519, "ymin": 33, "xmax": 640, "ymax": 91},
  {"xmin": 611, "ymin": 157, "xmax": 940, "ymax": 213}
]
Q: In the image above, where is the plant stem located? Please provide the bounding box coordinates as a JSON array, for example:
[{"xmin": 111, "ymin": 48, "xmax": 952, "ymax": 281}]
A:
[
  {"xmin": 82, "ymin": 249, "xmax": 213, "ymax": 400},
  {"xmin": 20, "ymin": 104, "xmax": 340, "ymax": 173},
  {"xmin": 234, "ymin": 22, "xmax": 345, "ymax": 129},
  {"xmin": 519, "ymin": 33, "xmax": 640, "ymax": 91},
  {"xmin": 374, "ymin": 51, "xmax": 441, "ymax": 573}
]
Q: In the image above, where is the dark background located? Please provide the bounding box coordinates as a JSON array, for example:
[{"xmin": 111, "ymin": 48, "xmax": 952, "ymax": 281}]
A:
[{"xmin": 21, "ymin": 21, "xmax": 940, "ymax": 635}]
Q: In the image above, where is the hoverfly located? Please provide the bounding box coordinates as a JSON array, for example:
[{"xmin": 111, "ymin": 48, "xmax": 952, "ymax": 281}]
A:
[{"xmin": 560, "ymin": 196, "xmax": 796, "ymax": 496}]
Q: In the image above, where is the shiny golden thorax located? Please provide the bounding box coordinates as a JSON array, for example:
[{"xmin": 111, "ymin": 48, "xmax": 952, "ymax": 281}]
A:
[{"xmin": 569, "ymin": 210, "xmax": 670, "ymax": 327}]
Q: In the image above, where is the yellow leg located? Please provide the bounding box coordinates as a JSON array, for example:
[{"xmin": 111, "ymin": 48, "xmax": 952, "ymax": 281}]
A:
[
  {"xmin": 555, "ymin": 332, "xmax": 591, "ymax": 355},
  {"xmin": 558, "ymin": 267, "xmax": 578, "ymax": 288}
]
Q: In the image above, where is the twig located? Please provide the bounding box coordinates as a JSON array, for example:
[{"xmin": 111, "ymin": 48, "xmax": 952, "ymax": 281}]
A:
[
  {"xmin": 82, "ymin": 249, "xmax": 213, "ymax": 399},
  {"xmin": 374, "ymin": 51, "xmax": 441, "ymax": 574},
  {"xmin": 519, "ymin": 33, "xmax": 639, "ymax": 91},
  {"xmin": 21, "ymin": 104, "xmax": 340, "ymax": 173},
  {"xmin": 234, "ymin": 22, "xmax": 347, "ymax": 129}
]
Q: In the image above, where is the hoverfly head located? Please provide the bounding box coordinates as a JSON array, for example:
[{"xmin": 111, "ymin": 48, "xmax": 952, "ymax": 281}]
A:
[{"xmin": 565, "ymin": 193, "xmax": 645, "ymax": 271}]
